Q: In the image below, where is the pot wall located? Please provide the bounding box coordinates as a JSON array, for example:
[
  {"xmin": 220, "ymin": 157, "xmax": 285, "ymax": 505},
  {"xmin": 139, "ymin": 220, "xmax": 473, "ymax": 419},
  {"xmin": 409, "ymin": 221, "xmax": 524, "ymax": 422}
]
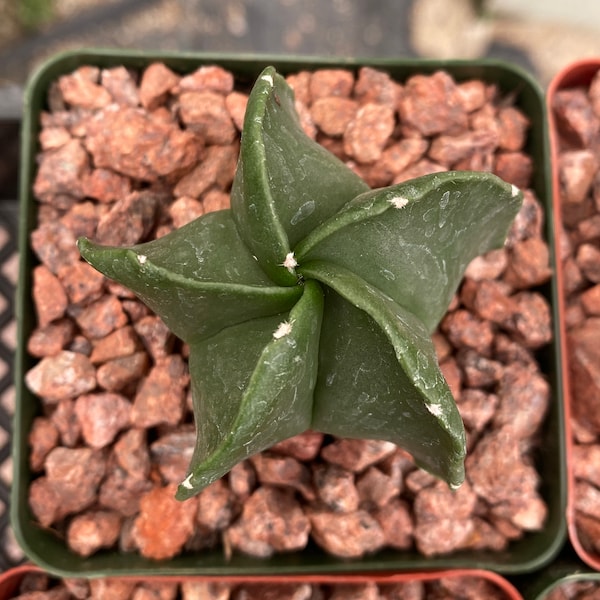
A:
[
  {"xmin": 547, "ymin": 57, "xmax": 600, "ymax": 572},
  {"xmin": 0, "ymin": 565, "xmax": 524, "ymax": 600},
  {"xmin": 12, "ymin": 49, "xmax": 566, "ymax": 578}
]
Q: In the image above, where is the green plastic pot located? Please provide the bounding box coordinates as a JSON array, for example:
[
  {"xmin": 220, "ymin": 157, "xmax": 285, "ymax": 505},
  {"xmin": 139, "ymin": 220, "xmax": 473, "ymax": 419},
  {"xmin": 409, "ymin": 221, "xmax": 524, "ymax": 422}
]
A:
[
  {"xmin": 13, "ymin": 49, "xmax": 566, "ymax": 578},
  {"xmin": 0, "ymin": 564, "xmax": 524, "ymax": 599},
  {"xmin": 547, "ymin": 57, "xmax": 600, "ymax": 572},
  {"xmin": 514, "ymin": 550, "xmax": 599, "ymax": 599}
]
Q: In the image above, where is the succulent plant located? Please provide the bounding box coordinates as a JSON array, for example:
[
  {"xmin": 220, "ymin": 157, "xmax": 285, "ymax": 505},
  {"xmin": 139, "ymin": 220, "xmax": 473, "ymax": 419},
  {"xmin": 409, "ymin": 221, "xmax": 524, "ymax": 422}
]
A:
[{"xmin": 78, "ymin": 66, "xmax": 523, "ymax": 501}]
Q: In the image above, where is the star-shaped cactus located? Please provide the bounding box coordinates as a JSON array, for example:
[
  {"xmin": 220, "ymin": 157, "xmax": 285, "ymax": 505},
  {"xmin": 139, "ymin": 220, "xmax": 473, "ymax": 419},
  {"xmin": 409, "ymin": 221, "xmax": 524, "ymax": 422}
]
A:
[{"xmin": 78, "ymin": 66, "xmax": 523, "ymax": 500}]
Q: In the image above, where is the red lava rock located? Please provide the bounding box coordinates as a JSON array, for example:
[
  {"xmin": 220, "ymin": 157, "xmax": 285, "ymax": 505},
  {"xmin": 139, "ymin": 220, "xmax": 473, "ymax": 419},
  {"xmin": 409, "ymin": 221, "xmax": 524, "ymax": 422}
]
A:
[
  {"xmin": 226, "ymin": 486, "xmax": 310, "ymax": 557},
  {"xmin": 494, "ymin": 151, "xmax": 533, "ymax": 189},
  {"xmin": 28, "ymin": 476, "xmax": 63, "ymax": 527},
  {"xmin": 177, "ymin": 65, "xmax": 234, "ymax": 95},
  {"xmin": 174, "ymin": 143, "xmax": 239, "ymax": 199},
  {"xmin": 39, "ymin": 125, "xmax": 71, "ymax": 150},
  {"xmin": 57, "ymin": 260, "xmax": 105, "ymax": 306},
  {"xmin": 457, "ymin": 80, "xmax": 489, "ymax": 113},
  {"xmin": 581, "ymin": 285, "xmax": 600, "ymax": 315},
  {"xmin": 51, "ymin": 399, "xmax": 81, "ymax": 447},
  {"xmin": 572, "ymin": 444, "xmax": 600, "ymax": 487},
  {"xmin": 150, "ymin": 427, "xmax": 195, "ymax": 483},
  {"xmin": 355, "ymin": 66, "xmax": 398, "ymax": 106},
  {"xmin": 58, "ymin": 66, "xmax": 113, "ymax": 110},
  {"xmin": 428, "ymin": 130, "xmax": 498, "ymax": 167},
  {"xmin": 509, "ymin": 291, "xmax": 553, "ymax": 349},
  {"xmin": 100, "ymin": 66, "xmax": 140, "ymax": 107},
  {"xmin": 33, "ymin": 138, "xmax": 90, "ymax": 204},
  {"xmin": 96, "ymin": 351, "xmax": 150, "ymax": 392},
  {"xmin": 132, "ymin": 355, "xmax": 189, "ymax": 428},
  {"xmin": 67, "ymin": 510, "xmax": 122, "ymax": 557},
  {"xmin": 553, "ymin": 87, "xmax": 600, "ymax": 147},
  {"xmin": 270, "ymin": 430, "xmax": 324, "ymax": 461},
  {"xmin": 59, "ymin": 200, "xmax": 101, "ymax": 239},
  {"xmin": 466, "ymin": 427, "xmax": 544, "ymax": 520},
  {"xmin": 84, "ymin": 106, "xmax": 201, "ymax": 182},
  {"xmin": 169, "ymin": 196, "xmax": 204, "ymax": 228},
  {"xmin": 311, "ymin": 96, "xmax": 358, "ymax": 138},
  {"xmin": 308, "ymin": 509, "xmax": 385, "ymax": 558},
  {"xmin": 560, "ymin": 150, "xmax": 597, "ymax": 205},
  {"xmin": 74, "ymin": 392, "xmax": 132, "ymax": 449},
  {"xmin": 95, "ymin": 189, "xmax": 162, "ymax": 246},
  {"xmin": 343, "ymin": 103, "xmax": 395, "ymax": 163},
  {"xmin": 441, "ymin": 309, "xmax": 494, "ymax": 355},
  {"xmin": 196, "ymin": 478, "xmax": 236, "ymax": 531},
  {"xmin": 178, "ymin": 91, "xmax": 237, "ymax": 145},
  {"xmin": 493, "ymin": 364, "xmax": 549, "ymax": 438},
  {"xmin": 373, "ymin": 498, "xmax": 414, "ymax": 550},
  {"xmin": 113, "ymin": 427, "xmax": 151, "ymax": 479},
  {"xmin": 308, "ymin": 69, "xmax": 354, "ymax": 100},
  {"xmin": 90, "ymin": 325, "xmax": 140, "ymax": 363},
  {"xmin": 139, "ymin": 62, "xmax": 180, "ymax": 110},
  {"xmin": 25, "ymin": 350, "xmax": 96, "ymax": 403},
  {"xmin": 569, "ymin": 320, "xmax": 600, "ymax": 430},
  {"xmin": 398, "ymin": 71, "xmax": 468, "ymax": 136},
  {"xmin": 32, "ymin": 265, "xmax": 68, "ymax": 327},
  {"xmin": 225, "ymin": 91, "xmax": 248, "ymax": 131},
  {"xmin": 457, "ymin": 389, "xmax": 499, "ymax": 433},
  {"xmin": 250, "ymin": 453, "xmax": 315, "ymax": 501},
  {"xmin": 320, "ymin": 438, "xmax": 397, "ymax": 472},
  {"xmin": 73, "ymin": 294, "xmax": 129, "ymax": 340},
  {"xmin": 356, "ymin": 465, "xmax": 400, "ymax": 508},
  {"xmin": 99, "ymin": 468, "xmax": 153, "ymax": 518},
  {"xmin": 133, "ymin": 315, "xmax": 175, "ymax": 360},
  {"xmin": 133, "ymin": 483, "xmax": 198, "ymax": 560},
  {"xmin": 312, "ymin": 463, "xmax": 359, "ymax": 513},
  {"xmin": 28, "ymin": 417, "xmax": 59, "ymax": 471},
  {"xmin": 82, "ymin": 167, "xmax": 132, "ymax": 204},
  {"xmin": 36, "ymin": 446, "xmax": 106, "ymax": 521},
  {"xmin": 31, "ymin": 221, "xmax": 80, "ymax": 274},
  {"xmin": 576, "ymin": 243, "xmax": 600, "ymax": 282},
  {"xmin": 497, "ymin": 106, "xmax": 529, "ymax": 151},
  {"xmin": 88, "ymin": 578, "xmax": 137, "ymax": 599}
]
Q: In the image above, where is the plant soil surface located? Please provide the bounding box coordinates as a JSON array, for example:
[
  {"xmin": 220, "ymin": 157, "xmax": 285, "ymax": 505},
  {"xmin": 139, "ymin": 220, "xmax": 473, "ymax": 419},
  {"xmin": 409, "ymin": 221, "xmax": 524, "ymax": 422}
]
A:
[
  {"xmin": 26, "ymin": 62, "xmax": 553, "ymax": 562},
  {"xmin": 551, "ymin": 67, "xmax": 600, "ymax": 561}
]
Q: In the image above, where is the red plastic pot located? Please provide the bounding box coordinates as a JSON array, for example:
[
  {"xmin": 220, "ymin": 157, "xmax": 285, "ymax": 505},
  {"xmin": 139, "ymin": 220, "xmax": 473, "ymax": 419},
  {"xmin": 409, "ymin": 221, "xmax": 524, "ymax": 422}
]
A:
[
  {"xmin": 547, "ymin": 57, "xmax": 600, "ymax": 571},
  {"xmin": 0, "ymin": 564, "xmax": 523, "ymax": 599}
]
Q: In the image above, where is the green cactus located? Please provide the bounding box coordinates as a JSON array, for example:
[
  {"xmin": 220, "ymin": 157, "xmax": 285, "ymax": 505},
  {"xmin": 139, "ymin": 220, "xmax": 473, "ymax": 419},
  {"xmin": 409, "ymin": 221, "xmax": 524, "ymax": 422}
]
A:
[{"xmin": 78, "ymin": 66, "xmax": 523, "ymax": 500}]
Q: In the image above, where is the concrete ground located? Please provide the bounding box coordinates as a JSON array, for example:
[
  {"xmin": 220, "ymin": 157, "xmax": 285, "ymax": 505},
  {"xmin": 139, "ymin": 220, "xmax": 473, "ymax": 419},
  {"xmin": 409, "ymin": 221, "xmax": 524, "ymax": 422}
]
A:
[{"xmin": 0, "ymin": 0, "xmax": 600, "ymax": 96}]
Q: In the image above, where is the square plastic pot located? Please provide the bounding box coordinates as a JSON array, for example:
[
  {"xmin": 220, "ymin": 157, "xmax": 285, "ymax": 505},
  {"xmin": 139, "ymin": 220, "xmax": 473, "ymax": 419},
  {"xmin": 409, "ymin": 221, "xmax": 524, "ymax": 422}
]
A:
[
  {"xmin": 13, "ymin": 48, "xmax": 567, "ymax": 578},
  {"xmin": 547, "ymin": 57, "xmax": 600, "ymax": 572},
  {"xmin": 0, "ymin": 565, "xmax": 524, "ymax": 599}
]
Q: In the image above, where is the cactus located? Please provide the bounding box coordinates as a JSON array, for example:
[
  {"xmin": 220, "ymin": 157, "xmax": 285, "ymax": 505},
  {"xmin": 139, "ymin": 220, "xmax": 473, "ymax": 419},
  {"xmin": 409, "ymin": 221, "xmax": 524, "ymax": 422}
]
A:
[{"xmin": 78, "ymin": 66, "xmax": 523, "ymax": 500}]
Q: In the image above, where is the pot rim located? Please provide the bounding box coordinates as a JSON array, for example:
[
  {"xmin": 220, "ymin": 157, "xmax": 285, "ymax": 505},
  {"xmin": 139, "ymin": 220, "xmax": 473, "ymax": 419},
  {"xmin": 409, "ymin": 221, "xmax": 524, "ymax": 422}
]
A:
[{"xmin": 12, "ymin": 47, "xmax": 566, "ymax": 579}]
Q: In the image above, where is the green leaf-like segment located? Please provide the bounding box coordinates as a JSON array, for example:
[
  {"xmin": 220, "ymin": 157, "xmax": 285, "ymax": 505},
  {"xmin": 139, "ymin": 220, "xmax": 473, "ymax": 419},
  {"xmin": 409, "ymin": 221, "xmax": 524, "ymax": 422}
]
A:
[
  {"xmin": 300, "ymin": 261, "xmax": 465, "ymax": 488},
  {"xmin": 230, "ymin": 66, "xmax": 369, "ymax": 285},
  {"xmin": 296, "ymin": 171, "xmax": 523, "ymax": 333},
  {"xmin": 78, "ymin": 211, "xmax": 302, "ymax": 343},
  {"xmin": 176, "ymin": 280, "xmax": 323, "ymax": 500},
  {"xmin": 77, "ymin": 66, "xmax": 525, "ymax": 500}
]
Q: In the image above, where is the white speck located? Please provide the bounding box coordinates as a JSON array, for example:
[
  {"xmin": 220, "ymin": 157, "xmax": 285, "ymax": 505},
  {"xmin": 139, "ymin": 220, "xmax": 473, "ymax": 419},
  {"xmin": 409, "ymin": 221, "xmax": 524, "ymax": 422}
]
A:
[
  {"xmin": 261, "ymin": 73, "xmax": 274, "ymax": 86},
  {"xmin": 273, "ymin": 320, "xmax": 293, "ymax": 339},
  {"xmin": 281, "ymin": 252, "xmax": 298, "ymax": 273},
  {"xmin": 181, "ymin": 473, "xmax": 193, "ymax": 490},
  {"xmin": 426, "ymin": 403, "xmax": 444, "ymax": 417},
  {"xmin": 449, "ymin": 481, "xmax": 462, "ymax": 490},
  {"xmin": 137, "ymin": 254, "xmax": 147, "ymax": 264},
  {"xmin": 511, "ymin": 184, "xmax": 520, "ymax": 197},
  {"xmin": 389, "ymin": 196, "xmax": 409, "ymax": 209}
]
